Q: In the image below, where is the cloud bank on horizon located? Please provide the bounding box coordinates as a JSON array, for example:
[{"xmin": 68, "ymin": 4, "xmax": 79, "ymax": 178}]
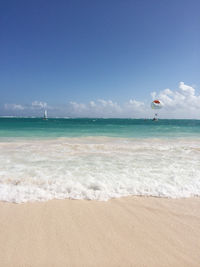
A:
[{"xmin": 2, "ymin": 82, "xmax": 200, "ymax": 119}]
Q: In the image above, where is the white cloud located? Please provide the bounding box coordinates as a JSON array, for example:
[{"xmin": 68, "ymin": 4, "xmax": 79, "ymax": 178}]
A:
[
  {"xmin": 3, "ymin": 101, "xmax": 48, "ymax": 116},
  {"xmin": 4, "ymin": 104, "xmax": 24, "ymax": 110},
  {"xmin": 179, "ymin": 82, "xmax": 195, "ymax": 96},
  {"xmin": 151, "ymin": 91, "xmax": 157, "ymax": 100},
  {"xmin": 68, "ymin": 99, "xmax": 142, "ymax": 118},
  {"xmin": 2, "ymin": 82, "xmax": 200, "ymax": 119},
  {"xmin": 69, "ymin": 99, "xmax": 122, "ymax": 116},
  {"xmin": 129, "ymin": 99, "xmax": 144, "ymax": 109},
  {"xmin": 70, "ymin": 101, "xmax": 87, "ymax": 111},
  {"xmin": 68, "ymin": 82, "xmax": 200, "ymax": 118},
  {"xmin": 98, "ymin": 99, "xmax": 107, "ymax": 107},
  {"xmin": 151, "ymin": 82, "xmax": 200, "ymax": 118},
  {"xmin": 90, "ymin": 101, "xmax": 96, "ymax": 107},
  {"xmin": 32, "ymin": 101, "xmax": 47, "ymax": 109}
]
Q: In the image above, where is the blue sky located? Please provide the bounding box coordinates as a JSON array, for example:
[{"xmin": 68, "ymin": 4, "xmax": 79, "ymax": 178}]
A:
[{"xmin": 0, "ymin": 0, "xmax": 200, "ymax": 117}]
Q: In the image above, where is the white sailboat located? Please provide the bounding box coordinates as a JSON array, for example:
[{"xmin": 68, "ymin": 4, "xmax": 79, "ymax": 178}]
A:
[{"xmin": 43, "ymin": 110, "xmax": 48, "ymax": 120}]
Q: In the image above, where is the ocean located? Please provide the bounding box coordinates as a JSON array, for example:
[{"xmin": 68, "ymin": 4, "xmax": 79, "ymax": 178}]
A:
[{"xmin": 0, "ymin": 118, "xmax": 200, "ymax": 203}]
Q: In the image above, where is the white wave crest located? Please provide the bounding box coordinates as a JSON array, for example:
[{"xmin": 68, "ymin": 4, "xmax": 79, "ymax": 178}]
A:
[{"xmin": 0, "ymin": 137, "xmax": 200, "ymax": 203}]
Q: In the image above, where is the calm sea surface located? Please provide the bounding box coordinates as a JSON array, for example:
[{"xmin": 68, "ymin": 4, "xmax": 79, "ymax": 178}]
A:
[{"xmin": 0, "ymin": 118, "xmax": 200, "ymax": 139}]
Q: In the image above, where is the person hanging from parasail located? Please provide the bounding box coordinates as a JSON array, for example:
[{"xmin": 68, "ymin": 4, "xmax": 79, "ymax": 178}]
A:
[{"xmin": 151, "ymin": 100, "xmax": 162, "ymax": 121}]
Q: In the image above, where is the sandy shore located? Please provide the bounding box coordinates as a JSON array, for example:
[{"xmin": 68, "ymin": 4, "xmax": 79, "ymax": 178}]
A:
[{"xmin": 0, "ymin": 197, "xmax": 200, "ymax": 267}]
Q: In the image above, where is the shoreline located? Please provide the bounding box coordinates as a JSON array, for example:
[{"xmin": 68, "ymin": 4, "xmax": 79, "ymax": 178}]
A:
[{"xmin": 1, "ymin": 196, "xmax": 200, "ymax": 267}]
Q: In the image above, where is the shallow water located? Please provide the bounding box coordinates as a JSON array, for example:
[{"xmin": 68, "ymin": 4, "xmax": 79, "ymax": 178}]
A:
[
  {"xmin": 0, "ymin": 118, "xmax": 200, "ymax": 203},
  {"xmin": 1, "ymin": 118, "xmax": 200, "ymax": 139}
]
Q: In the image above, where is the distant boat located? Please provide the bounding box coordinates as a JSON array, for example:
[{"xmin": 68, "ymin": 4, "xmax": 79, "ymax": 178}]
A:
[{"xmin": 43, "ymin": 110, "xmax": 48, "ymax": 120}]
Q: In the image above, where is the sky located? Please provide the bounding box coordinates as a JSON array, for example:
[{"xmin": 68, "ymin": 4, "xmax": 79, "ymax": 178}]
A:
[{"xmin": 0, "ymin": 0, "xmax": 200, "ymax": 118}]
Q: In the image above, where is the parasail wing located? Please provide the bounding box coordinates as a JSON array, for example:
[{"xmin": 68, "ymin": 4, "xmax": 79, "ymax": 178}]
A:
[{"xmin": 151, "ymin": 100, "xmax": 162, "ymax": 109}]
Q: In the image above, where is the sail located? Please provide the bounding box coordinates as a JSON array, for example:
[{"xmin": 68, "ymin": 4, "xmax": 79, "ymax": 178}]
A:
[{"xmin": 44, "ymin": 110, "xmax": 48, "ymax": 120}]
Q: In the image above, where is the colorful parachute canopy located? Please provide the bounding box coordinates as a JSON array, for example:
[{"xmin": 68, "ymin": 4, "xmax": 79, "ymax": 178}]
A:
[{"xmin": 151, "ymin": 100, "xmax": 162, "ymax": 109}]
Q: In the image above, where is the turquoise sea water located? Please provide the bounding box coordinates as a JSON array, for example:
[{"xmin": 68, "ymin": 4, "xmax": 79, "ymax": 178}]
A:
[
  {"xmin": 0, "ymin": 118, "xmax": 200, "ymax": 203},
  {"xmin": 0, "ymin": 118, "xmax": 200, "ymax": 139}
]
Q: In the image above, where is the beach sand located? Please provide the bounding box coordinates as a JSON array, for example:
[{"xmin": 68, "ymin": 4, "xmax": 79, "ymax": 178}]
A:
[{"xmin": 0, "ymin": 197, "xmax": 200, "ymax": 267}]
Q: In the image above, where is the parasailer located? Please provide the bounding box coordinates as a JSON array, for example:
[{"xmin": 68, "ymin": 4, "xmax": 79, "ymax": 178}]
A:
[{"xmin": 151, "ymin": 100, "xmax": 162, "ymax": 120}]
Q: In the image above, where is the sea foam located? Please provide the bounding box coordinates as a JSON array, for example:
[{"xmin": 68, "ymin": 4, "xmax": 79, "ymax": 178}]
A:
[{"xmin": 0, "ymin": 137, "xmax": 200, "ymax": 203}]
